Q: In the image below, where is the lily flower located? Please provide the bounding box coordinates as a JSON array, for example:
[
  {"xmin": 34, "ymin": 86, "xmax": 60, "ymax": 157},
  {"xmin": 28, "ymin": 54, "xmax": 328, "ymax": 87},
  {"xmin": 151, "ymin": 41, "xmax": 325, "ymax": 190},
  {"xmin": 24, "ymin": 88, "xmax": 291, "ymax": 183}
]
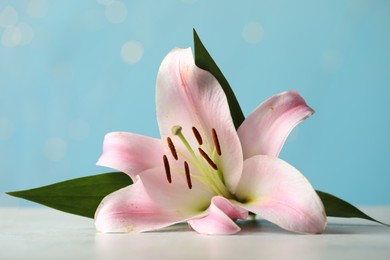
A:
[{"xmin": 94, "ymin": 48, "xmax": 326, "ymax": 235}]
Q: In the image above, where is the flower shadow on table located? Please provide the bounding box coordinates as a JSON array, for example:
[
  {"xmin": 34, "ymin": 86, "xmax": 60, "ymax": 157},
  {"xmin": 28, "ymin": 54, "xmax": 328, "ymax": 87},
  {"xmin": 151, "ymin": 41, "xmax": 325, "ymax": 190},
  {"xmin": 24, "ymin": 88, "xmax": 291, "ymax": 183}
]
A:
[
  {"xmin": 238, "ymin": 218, "xmax": 387, "ymax": 235},
  {"xmin": 94, "ymin": 218, "xmax": 389, "ymax": 259}
]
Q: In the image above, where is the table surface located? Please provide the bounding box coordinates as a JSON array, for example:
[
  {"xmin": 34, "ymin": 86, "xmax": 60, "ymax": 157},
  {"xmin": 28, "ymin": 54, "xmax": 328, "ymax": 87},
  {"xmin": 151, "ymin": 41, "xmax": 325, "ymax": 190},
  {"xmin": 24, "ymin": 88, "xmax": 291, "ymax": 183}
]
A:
[{"xmin": 1, "ymin": 207, "xmax": 389, "ymax": 260}]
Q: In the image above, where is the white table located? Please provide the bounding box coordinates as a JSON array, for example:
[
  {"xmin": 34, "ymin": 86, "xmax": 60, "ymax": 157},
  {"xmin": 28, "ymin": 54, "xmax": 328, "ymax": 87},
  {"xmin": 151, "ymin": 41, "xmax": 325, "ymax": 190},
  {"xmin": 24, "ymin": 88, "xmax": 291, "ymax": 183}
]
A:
[{"xmin": 1, "ymin": 207, "xmax": 389, "ymax": 260}]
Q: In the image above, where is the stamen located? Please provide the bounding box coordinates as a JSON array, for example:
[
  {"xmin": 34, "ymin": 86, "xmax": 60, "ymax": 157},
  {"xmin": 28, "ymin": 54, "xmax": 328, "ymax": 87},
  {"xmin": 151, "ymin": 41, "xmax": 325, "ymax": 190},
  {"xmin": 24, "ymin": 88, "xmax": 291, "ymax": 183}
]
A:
[
  {"xmin": 212, "ymin": 128, "xmax": 222, "ymax": 156},
  {"xmin": 163, "ymin": 155, "xmax": 172, "ymax": 183},
  {"xmin": 167, "ymin": 137, "xmax": 178, "ymax": 160},
  {"xmin": 192, "ymin": 126, "xmax": 203, "ymax": 145},
  {"xmin": 198, "ymin": 147, "xmax": 218, "ymax": 170},
  {"xmin": 184, "ymin": 161, "xmax": 192, "ymax": 189}
]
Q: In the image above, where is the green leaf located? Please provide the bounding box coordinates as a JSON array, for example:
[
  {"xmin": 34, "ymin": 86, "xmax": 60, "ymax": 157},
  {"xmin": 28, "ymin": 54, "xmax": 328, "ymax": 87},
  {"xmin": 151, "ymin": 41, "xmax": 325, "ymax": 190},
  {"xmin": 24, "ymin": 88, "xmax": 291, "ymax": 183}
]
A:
[
  {"xmin": 316, "ymin": 190, "xmax": 388, "ymax": 226},
  {"xmin": 7, "ymin": 172, "xmax": 131, "ymax": 219},
  {"xmin": 193, "ymin": 29, "xmax": 245, "ymax": 129}
]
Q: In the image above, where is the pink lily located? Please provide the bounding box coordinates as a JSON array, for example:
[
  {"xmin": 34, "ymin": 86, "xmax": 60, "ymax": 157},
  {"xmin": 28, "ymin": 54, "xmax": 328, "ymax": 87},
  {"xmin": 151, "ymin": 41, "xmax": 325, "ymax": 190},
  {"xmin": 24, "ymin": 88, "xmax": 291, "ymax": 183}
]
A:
[{"xmin": 94, "ymin": 48, "xmax": 326, "ymax": 235}]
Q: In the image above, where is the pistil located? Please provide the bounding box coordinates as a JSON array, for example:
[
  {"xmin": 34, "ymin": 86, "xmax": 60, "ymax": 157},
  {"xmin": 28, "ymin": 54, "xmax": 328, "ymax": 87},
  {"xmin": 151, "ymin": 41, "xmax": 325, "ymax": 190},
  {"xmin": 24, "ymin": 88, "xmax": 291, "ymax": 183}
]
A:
[{"xmin": 171, "ymin": 125, "xmax": 198, "ymax": 162}]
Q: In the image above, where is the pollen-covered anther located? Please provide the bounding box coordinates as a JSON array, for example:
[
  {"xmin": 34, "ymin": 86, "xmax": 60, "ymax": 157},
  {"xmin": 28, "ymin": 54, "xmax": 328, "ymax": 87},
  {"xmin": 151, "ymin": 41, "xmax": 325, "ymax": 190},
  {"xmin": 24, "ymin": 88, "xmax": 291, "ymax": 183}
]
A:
[
  {"xmin": 163, "ymin": 155, "xmax": 172, "ymax": 183},
  {"xmin": 192, "ymin": 126, "xmax": 203, "ymax": 145},
  {"xmin": 167, "ymin": 137, "xmax": 178, "ymax": 160},
  {"xmin": 198, "ymin": 147, "xmax": 218, "ymax": 170},
  {"xmin": 184, "ymin": 161, "xmax": 192, "ymax": 189},
  {"xmin": 212, "ymin": 128, "xmax": 222, "ymax": 156}
]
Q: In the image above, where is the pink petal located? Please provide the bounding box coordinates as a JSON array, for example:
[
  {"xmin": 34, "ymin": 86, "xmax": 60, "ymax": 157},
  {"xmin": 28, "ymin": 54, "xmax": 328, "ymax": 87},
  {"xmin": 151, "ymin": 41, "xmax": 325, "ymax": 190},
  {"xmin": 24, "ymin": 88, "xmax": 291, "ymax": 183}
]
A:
[
  {"xmin": 95, "ymin": 176, "xmax": 197, "ymax": 233},
  {"xmin": 237, "ymin": 91, "xmax": 314, "ymax": 159},
  {"xmin": 156, "ymin": 48, "xmax": 243, "ymax": 192},
  {"xmin": 96, "ymin": 132, "xmax": 164, "ymax": 179},
  {"xmin": 188, "ymin": 196, "xmax": 248, "ymax": 235},
  {"xmin": 235, "ymin": 155, "xmax": 326, "ymax": 234},
  {"xmin": 139, "ymin": 165, "xmax": 214, "ymax": 212}
]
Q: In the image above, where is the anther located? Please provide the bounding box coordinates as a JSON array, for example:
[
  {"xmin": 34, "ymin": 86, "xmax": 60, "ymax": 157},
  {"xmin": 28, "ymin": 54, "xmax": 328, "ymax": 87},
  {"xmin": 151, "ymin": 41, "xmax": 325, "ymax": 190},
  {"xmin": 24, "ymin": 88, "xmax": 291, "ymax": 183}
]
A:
[
  {"xmin": 198, "ymin": 147, "xmax": 218, "ymax": 170},
  {"xmin": 184, "ymin": 161, "xmax": 192, "ymax": 189},
  {"xmin": 167, "ymin": 137, "xmax": 178, "ymax": 160},
  {"xmin": 192, "ymin": 126, "xmax": 203, "ymax": 145},
  {"xmin": 212, "ymin": 128, "xmax": 221, "ymax": 156},
  {"xmin": 163, "ymin": 155, "xmax": 172, "ymax": 183}
]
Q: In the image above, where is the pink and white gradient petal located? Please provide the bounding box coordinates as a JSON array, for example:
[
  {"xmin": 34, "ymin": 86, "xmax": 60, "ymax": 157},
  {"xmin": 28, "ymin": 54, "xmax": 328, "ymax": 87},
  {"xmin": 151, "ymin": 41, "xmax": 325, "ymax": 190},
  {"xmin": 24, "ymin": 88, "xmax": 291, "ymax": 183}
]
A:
[
  {"xmin": 188, "ymin": 196, "xmax": 248, "ymax": 235},
  {"xmin": 235, "ymin": 155, "xmax": 326, "ymax": 234},
  {"xmin": 156, "ymin": 48, "xmax": 243, "ymax": 193},
  {"xmin": 139, "ymin": 166, "xmax": 215, "ymax": 212},
  {"xmin": 95, "ymin": 177, "xmax": 196, "ymax": 233},
  {"xmin": 237, "ymin": 91, "xmax": 314, "ymax": 159},
  {"xmin": 97, "ymin": 132, "xmax": 164, "ymax": 180}
]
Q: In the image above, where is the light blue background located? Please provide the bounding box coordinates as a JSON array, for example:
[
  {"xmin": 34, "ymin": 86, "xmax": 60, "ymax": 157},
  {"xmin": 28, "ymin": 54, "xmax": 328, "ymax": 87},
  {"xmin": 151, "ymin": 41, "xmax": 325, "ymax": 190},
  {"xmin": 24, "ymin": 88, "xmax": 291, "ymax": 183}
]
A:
[{"xmin": 1, "ymin": 0, "xmax": 389, "ymax": 206}]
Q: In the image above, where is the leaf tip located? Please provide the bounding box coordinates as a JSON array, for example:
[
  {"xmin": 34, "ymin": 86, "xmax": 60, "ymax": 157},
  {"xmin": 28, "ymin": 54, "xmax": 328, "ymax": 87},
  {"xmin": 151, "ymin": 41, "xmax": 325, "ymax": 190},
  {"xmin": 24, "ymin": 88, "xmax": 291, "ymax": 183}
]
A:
[
  {"xmin": 193, "ymin": 28, "xmax": 199, "ymax": 39},
  {"xmin": 6, "ymin": 190, "xmax": 25, "ymax": 199},
  {"xmin": 6, "ymin": 191, "xmax": 17, "ymax": 196}
]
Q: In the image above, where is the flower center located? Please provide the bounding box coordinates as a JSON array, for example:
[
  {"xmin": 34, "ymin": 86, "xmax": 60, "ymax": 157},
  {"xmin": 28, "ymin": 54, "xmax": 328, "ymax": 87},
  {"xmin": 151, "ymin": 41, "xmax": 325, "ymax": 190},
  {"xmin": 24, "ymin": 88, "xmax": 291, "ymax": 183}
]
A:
[{"xmin": 162, "ymin": 125, "xmax": 233, "ymax": 198}]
